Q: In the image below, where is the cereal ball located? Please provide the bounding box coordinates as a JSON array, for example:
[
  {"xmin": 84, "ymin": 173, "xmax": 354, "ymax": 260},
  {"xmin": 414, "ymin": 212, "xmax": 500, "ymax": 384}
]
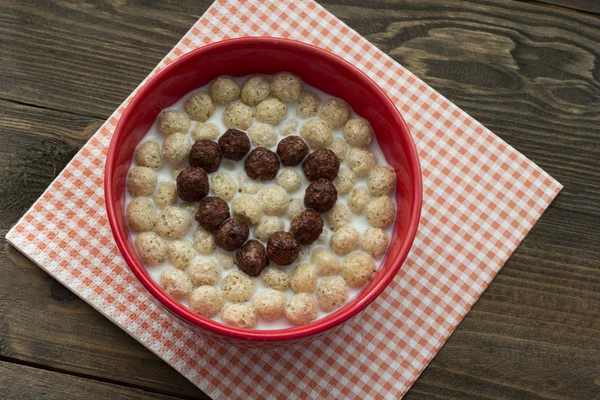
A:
[
  {"xmin": 215, "ymin": 251, "xmax": 235, "ymax": 270},
  {"xmin": 167, "ymin": 240, "xmax": 195, "ymax": 269},
  {"xmin": 300, "ymin": 119, "xmax": 332, "ymax": 149},
  {"xmin": 267, "ymin": 231, "xmax": 300, "ymax": 266},
  {"xmin": 193, "ymin": 227, "xmax": 216, "ymax": 255},
  {"xmin": 135, "ymin": 141, "xmax": 162, "ymax": 169},
  {"xmin": 365, "ymin": 196, "xmax": 395, "ymax": 229},
  {"xmin": 231, "ymin": 194, "xmax": 262, "ymax": 225},
  {"xmin": 187, "ymin": 258, "xmax": 221, "ymax": 286},
  {"xmin": 222, "ymin": 271, "xmax": 255, "ymax": 302},
  {"xmin": 342, "ymin": 252, "xmax": 375, "ymax": 287},
  {"xmin": 218, "ymin": 128, "xmax": 251, "ymax": 161},
  {"xmin": 255, "ymin": 98, "xmax": 287, "ymax": 125},
  {"xmin": 189, "ymin": 140, "xmax": 222, "ymax": 173},
  {"xmin": 236, "ymin": 240, "xmax": 269, "ymax": 277},
  {"xmin": 157, "ymin": 110, "xmax": 190, "ymax": 135},
  {"xmin": 248, "ymin": 124, "xmax": 277, "ymax": 147},
  {"xmin": 241, "ymin": 75, "xmax": 270, "ymax": 106},
  {"xmin": 195, "ymin": 196, "xmax": 230, "ymax": 231},
  {"xmin": 317, "ymin": 229, "xmax": 330, "ymax": 245},
  {"xmin": 304, "ymin": 178, "xmax": 338, "ymax": 213},
  {"xmin": 209, "ymin": 77, "xmax": 240, "ymax": 105},
  {"xmin": 319, "ymin": 99, "xmax": 351, "ymax": 129},
  {"xmin": 302, "ymin": 148, "xmax": 340, "ymax": 181},
  {"xmin": 290, "ymin": 209, "xmax": 324, "ymax": 246},
  {"xmin": 285, "ymin": 293, "xmax": 318, "ymax": 326},
  {"xmin": 368, "ymin": 166, "xmax": 395, "ymax": 197},
  {"xmin": 160, "ymin": 268, "xmax": 193, "ymax": 298},
  {"xmin": 327, "ymin": 204, "xmax": 351, "ymax": 232},
  {"xmin": 215, "ymin": 218, "xmax": 249, "ymax": 251},
  {"xmin": 277, "ymin": 136, "xmax": 309, "ymax": 166},
  {"xmin": 330, "ymin": 138, "xmax": 348, "ymax": 162},
  {"xmin": 290, "ymin": 263, "xmax": 317, "ymax": 293},
  {"xmin": 184, "ymin": 92, "xmax": 215, "ymax": 122},
  {"xmin": 261, "ymin": 267, "xmax": 290, "ymax": 291},
  {"xmin": 361, "ymin": 228, "xmax": 390, "ymax": 258},
  {"xmin": 311, "ymin": 249, "xmax": 340, "ymax": 276},
  {"xmin": 245, "ymin": 147, "xmax": 280, "ymax": 181},
  {"xmin": 222, "ymin": 303, "xmax": 256, "ymax": 328},
  {"xmin": 254, "ymin": 217, "xmax": 284, "ymax": 242},
  {"xmin": 155, "ymin": 207, "xmax": 191, "ymax": 240},
  {"xmin": 126, "ymin": 198, "xmax": 157, "ymax": 232},
  {"xmin": 153, "ymin": 182, "xmax": 177, "ymax": 209},
  {"xmin": 223, "ymin": 101, "xmax": 253, "ymax": 130},
  {"xmin": 280, "ymin": 119, "xmax": 299, "ymax": 136},
  {"xmin": 277, "ymin": 168, "xmax": 301, "ymax": 193},
  {"xmin": 238, "ymin": 172, "xmax": 263, "ymax": 195},
  {"xmin": 297, "ymin": 91, "xmax": 320, "ymax": 118},
  {"xmin": 191, "ymin": 123, "xmax": 219, "ymax": 141},
  {"xmin": 270, "ymin": 73, "xmax": 302, "ymax": 102},
  {"xmin": 176, "ymin": 167, "xmax": 209, "ymax": 202},
  {"xmin": 135, "ymin": 232, "xmax": 167, "ymax": 265},
  {"xmin": 127, "ymin": 166, "xmax": 157, "ymax": 197},
  {"xmin": 253, "ymin": 289, "xmax": 286, "ymax": 322},
  {"xmin": 346, "ymin": 148, "xmax": 376, "ymax": 177},
  {"xmin": 210, "ymin": 173, "xmax": 236, "ymax": 201},
  {"xmin": 258, "ymin": 187, "xmax": 289, "ymax": 216},
  {"xmin": 287, "ymin": 198, "xmax": 305, "ymax": 219},
  {"xmin": 344, "ymin": 118, "xmax": 373, "ymax": 147},
  {"xmin": 180, "ymin": 202, "xmax": 197, "ymax": 215},
  {"xmin": 162, "ymin": 132, "xmax": 191, "ymax": 165},
  {"xmin": 330, "ymin": 225, "xmax": 360, "ymax": 255},
  {"xmin": 333, "ymin": 168, "xmax": 355, "ymax": 195},
  {"xmin": 189, "ymin": 286, "xmax": 224, "ymax": 318},
  {"xmin": 348, "ymin": 187, "xmax": 371, "ymax": 214},
  {"xmin": 317, "ymin": 276, "xmax": 349, "ymax": 312}
]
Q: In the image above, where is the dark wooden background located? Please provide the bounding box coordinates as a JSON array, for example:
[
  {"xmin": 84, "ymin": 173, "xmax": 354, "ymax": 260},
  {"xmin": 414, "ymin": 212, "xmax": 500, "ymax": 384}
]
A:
[{"xmin": 1, "ymin": 0, "xmax": 599, "ymax": 398}]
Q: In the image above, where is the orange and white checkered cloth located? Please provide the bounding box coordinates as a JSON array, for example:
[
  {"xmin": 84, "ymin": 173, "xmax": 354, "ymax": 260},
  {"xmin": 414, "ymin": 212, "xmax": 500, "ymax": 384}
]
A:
[{"xmin": 6, "ymin": 0, "xmax": 562, "ymax": 398}]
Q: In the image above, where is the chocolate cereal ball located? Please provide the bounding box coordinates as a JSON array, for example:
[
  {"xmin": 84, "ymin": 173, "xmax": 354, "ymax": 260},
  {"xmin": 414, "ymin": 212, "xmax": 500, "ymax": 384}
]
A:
[
  {"xmin": 342, "ymin": 252, "xmax": 375, "ymax": 287},
  {"xmin": 253, "ymin": 217, "xmax": 284, "ymax": 242},
  {"xmin": 176, "ymin": 167, "xmax": 209, "ymax": 202},
  {"xmin": 157, "ymin": 110, "xmax": 190, "ymax": 135},
  {"xmin": 222, "ymin": 303, "xmax": 256, "ymax": 328},
  {"xmin": 135, "ymin": 141, "xmax": 162, "ymax": 169},
  {"xmin": 189, "ymin": 140, "xmax": 222, "ymax": 173},
  {"xmin": 316, "ymin": 276, "xmax": 349, "ymax": 312},
  {"xmin": 330, "ymin": 137, "xmax": 348, "ymax": 162},
  {"xmin": 209, "ymin": 77, "xmax": 241, "ymax": 105},
  {"xmin": 222, "ymin": 271, "xmax": 255, "ymax": 302},
  {"xmin": 368, "ymin": 166, "xmax": 395, "ymax": 197},
  {"xmin": 300, "ymin": 119, "xmax": 333, "ymax": 149},
  {"xmin": 167, "ymin": 240, "xmax": 195, "ymax": 269},
  {"xmin": 187, "ymin": 258, "xmax": 221, "ymax": 286},
  {"xmin": 215, "ymin": 218, "xmax": 249, "ymax": 251},
  {"xmin": 135, "ymin": 232, "xmax": 167, "ymax": 265},
  {"xmin": 127, "ymin": 166, "xmax": 157, "ymax": 197},
  {"xmin": 218, "ymin": 128, "xmax": 251, "ymax": 161},
  {"xmin": 311, "ymin": 248, "xmax": 341, "ymax": 276},
  {"xmin": 333, "ymin": 168, "xmax": 355, "ymax": 195},
  {"xmin": 195, "ymin": 196, "xmax": 230, "ymax": 231},
  {"xmin": 191, "ymin": 123, "xmax": 219, "ymax": 141},
  {"xmin": 277, "ymin": 168, "xmax": 301, "ymax": 193},
  {"xmin": 327, "ymin": 204, "xmax": 351, "ymax": 232},
  {"xmin": 361, "ymin": 228, "xmax": 390, "ymax": 258},
  {"xmin": 126, "ymin": 198, "xmax": 157, "ymax": 232},
  {"xmin": 248, "ymin": 124, "xmax": 277, "ymax": 147},
  {"xmin": 236, "ymin": 240, "xmax": 269, "ymax": 277},
  {"xmin": 346, "ymin": 148, "xmax": 376, "ymax": 177},
  {"xmin": 302, "ymin": 148, "xmax": 340, "ymax": 181},
  {"xmin": 255, "ymin": 98, "xmax": 287, "ymax": 125},
  {"xmin": 162, "ymin": 132, "xmax": 191, "ymax": 165},
  {"xmin": 245, "ymin": 147, "xmax": 280, "ymax": 180},
  {"xmin": 184, "ymin": 92, "xmax": 215, "ymax": 122},
  {"xmin": 297, "ymin": 91, "xmax": 320, "ymax": 118},
  {"xmin": 231, "ymin": 194, "xmax": 263, "ymax": 225},
  {"xmin": 223, "ymin": 101, "xmax": 253, "ymax": 130},
  {"xmin": 193, "ymin": 227, "xmax": 216, "ymax": 255},
  {"xmin": 253, "ymin": 289, "xmax": 286, "ymax": 322},
  {"xmin": 319, "ymin": 98, "xmax": 351, "ymax": 129},
  {"xmin": 304, "ymin": 178, "xmax": 338, "ymax": 213},
  {"xmin": 277, "ymin": 135, "xmax": 308, "ymax": 166},
  {"xmin": 290, "ymin": 209, "xmax": 324, "ymax": 246},
  {"xmin": 210, "ymin": 172, "xmax": 236, "ymax": 201},
  {"xmin": 344, "ymin": 117, "xmax": 373, "ymax": 147},
  {"xmin": 261, "ymin": 267, "xmax": 290, "ymax": 291},
  {"xmin": 291, "ymin": 263, "xmax": 317, "ymax": 293},
  {"xmin": 189, "ymin": 286, "xmax": 224, "ymax": 318},
  {"xmin": 331, "ymin": 225, "xmax": 360, "ymax": 255},
  {"xmin": 270, "ymin": 73, "xmax": 302, "ymax": 102},
  {"xmin": 365, "ymin": 196, "xmax": 395, "ymax": 229},
  {"xmin": 241, "ymin": 75, "xmax": 270, "ymax": 106},
  {"xmin": 285, "ymin": 293, "xmax": 318, "ymax": 326},
  {"xmin": 348, "ymin": 187, "xmax": 371, "ymax": 214},
  {"xmin": 267, "ymin": 231, "xmax": 300, "ymax": 266},
  {"xmin": 153, "ymin": 182, "xmax": 177, "ymax": 209},
  {"xmin": 155, "ymin": 206, "xmax": 191, "ymax": 240},
  {"xmin": 258, "ymin": 187, "xmax": 289, "ymax": 216},
  {"xmin": 160, "ymin": 268, "xmax": 193, "ymax": 298}
]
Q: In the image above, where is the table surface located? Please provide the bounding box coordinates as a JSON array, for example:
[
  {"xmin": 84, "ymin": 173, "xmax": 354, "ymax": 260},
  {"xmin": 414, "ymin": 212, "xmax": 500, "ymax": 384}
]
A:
[{"xmin": 1, "ymin": 0, "xmax": 599, "ymax": 399}]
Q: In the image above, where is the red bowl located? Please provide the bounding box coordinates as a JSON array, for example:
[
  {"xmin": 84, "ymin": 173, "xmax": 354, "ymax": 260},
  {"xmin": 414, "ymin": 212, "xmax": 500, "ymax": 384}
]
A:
[{"xmin": 105, "ymin": 37, "xmax": 422, "ymax": 347}]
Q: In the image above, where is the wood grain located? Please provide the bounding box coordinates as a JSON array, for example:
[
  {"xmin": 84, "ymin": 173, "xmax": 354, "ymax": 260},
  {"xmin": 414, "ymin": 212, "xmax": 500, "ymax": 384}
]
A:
[{"xmin": 530, "ymin": 0, "xmax": 600, "ymax": 15}]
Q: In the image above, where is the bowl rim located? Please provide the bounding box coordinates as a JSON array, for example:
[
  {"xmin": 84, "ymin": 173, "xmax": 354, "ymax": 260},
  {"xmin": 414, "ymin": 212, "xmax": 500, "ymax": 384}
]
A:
[{"xmin": 105, "ymin": 36, "xmax": 422, "ymax": 342}]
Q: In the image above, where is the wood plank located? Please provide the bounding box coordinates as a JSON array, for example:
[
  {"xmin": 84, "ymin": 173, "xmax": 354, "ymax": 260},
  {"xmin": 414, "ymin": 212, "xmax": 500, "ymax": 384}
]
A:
[{"xmin": 530, "ymin": 0, "xmax": 600, "ymax": 15}]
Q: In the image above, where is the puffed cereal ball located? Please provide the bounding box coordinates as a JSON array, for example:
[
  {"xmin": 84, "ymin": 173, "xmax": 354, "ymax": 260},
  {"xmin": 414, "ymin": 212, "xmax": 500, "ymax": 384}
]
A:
[
  {"xmin": 191, "ymin": 123, "xmax": 219, "ymax": 141},
  {"xmin": 253, "ymin": 289, "xmax": 286, "ymax": 322},
  {"xmin": 330, "ymin": 225, "xmax": 360, "ymax": 255},
  {"xmin": 236, "ymin": 240, "xmax": 269, "ymax": 277},
  {"xmin": 368, "ymin": 166, "xmax": 395, "ymax": 197},
  {"xmin": 361, "ymin": 228, "xmax": 390, "ymax": 258},
  {"xmin": 127, "ymin": 166, "xmax": 157, "ymax": 197},
  {"xmin": 290, "ymin": 263, "xmax": 317, "ymax": 293},
  {"xmin": 319, "ymin": 99, "xmax": 351, "ymax": 129},
  {"xmin": 342, "ymin": 252, "xmax": 375, "ymax": 287},
  {"xmin": 280, "ymin": 119, "xmax": 299, "ymax": 136},
  {"xmin": 333, "ymin": 168, "xmax": 355, "ymax": 195},
  {"xmin": 184, "ymin": 92, "xmax": 215, "ymax": 122},
  {"xmin": 277, "ymin": 168, "xmax": 301, "ymax": 193},
  {"xmin": 238, "ymin": 172, "xmax": 263, "ymax": 195},
  {"xmin": 255, "ymin": 98, "xmax": 287, "ymax": 125},
  {"xmin": 311, "ymin": 248, "xmax": 340, "ymax": 276},
  {"xmin": 135, "ymin": 232, "xmax": 167, "ymax": 265},
  {"xmin": 254, "ymin": 217, "xmax": 284, "ymax": 242},
  {"xmin": 189, "ymin": 286, "xmax": 224, "ymax": 318},
  {"xmin": 297, "ymin": 91, "xmax": 320, "ymax": 118},
  {"xmin": 176, "ymin": 167, "xmax": 209, "ymax": 202},
  {"xmin": 209, "ymin": 77, "xmax": 240, "ymax": 105},
  {"xmin": 327, "ymin": 204, "xmax": 351, "ymax": 232},
  {"xmin": 346, "ymin": 148, "xmax": 376, "ymax": 177},
  {"xmin": 167, "ymin": 240, "xmax": 195, "ymax": 269},
  {"xmin": 231, "ymin": 194, "xmax": 263, "ymax": 225},
  {"xmin": 222, "ymin": 303, "xmax": 256, "ymax": 328},
  {"xmin": 157, "ymin": 110, "xmax": 190, "ymax": 135},
  {"xmin": 215, "ymin": 218, "xmax": 249, "ymax": 251},
  {"xmin": 287, "ymin": 198, "xmax": 305, "ymax": 219},
  {"xmin": 300, "ymin": 119, "xmax": 332, "ymax": 149},
  {"xmin": 285, "ymin": 293, "xmax": 318, "ymax": 326},
  {"xmin": 218, "ymin": 128, "xmax": 251, "ymax": 161},
  {"xmin": 344, "ymin": 118, "xmax": 373, "ymax": 147},
  {"xmin": 162, "ymin": 132, "xmax": 191, "ymax": 165},
  {"xmin": 126, "ymin": 198, "xmax": 157, "ymax": 232},
  {"xmin": 215, "ymin": 251, "xmax": 235, "ymax": 270},
  {"xmin": 317, "ymin": 276, "xmax": 349, "ymax": 312},
  {"xmin": 249, "ymin": 124, "xmax": 277, "ymax": 147},
  {"xmin": 330, "ymin": 137, "xmax": 348, "ymax": 162},
  {"xmin": 261, "ymin": 267, "xmax": 290, "ymax": 291},
  {"xmin": 270, "ymin": 73, "xmax": 302, "ymax": 102},
  {"xmin": 155, "ymin": 207, "xmax": 191, "ymax": 240},
  {"xmin": 365, "ymin": 196, "xmax": 395, "ymax": 229},
  {"xmin": 210, "ymin": 172, "xmax": 237, "ymax": 201},
  {"xmin": 258, "ymin": 187, "xmax": 289, "ymax": 216},
  {"xmin": 160, "ymin": 268, "xmax": 193, "ymax": 298},
  {"xmin": 348, "ymin": 187, "xmax": 371, "ymax": 214},
  {"xmin": 187, "ymin": 258, "xmax": 221, "ymax": 286},
  {"xmin": 153, "ymin": 182, "xmax": 177, "ymax": 209},
  {"xmin": 193, "ymin": 227, "xmax": 216, "ymax": 255},
  {"xmin": 223, "ymin": 101, "xmax": 253, "ymax": 130},
  {"xmin": 222, "ymin": 271, "xmax": 255, "ymax": 302},
  {"xmin": 135, "ymin": 141, "xmax": 162, "ymax": 169},
  {"xmin": 241, "ymin": 75, "xmax": 270, "ymax": 106}
]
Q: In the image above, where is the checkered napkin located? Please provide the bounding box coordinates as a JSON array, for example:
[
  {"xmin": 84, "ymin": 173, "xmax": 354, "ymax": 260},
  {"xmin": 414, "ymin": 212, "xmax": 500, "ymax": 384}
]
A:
[{"xmin": 6, "ymin": 0, "xmax": 562, "ymax": 398}]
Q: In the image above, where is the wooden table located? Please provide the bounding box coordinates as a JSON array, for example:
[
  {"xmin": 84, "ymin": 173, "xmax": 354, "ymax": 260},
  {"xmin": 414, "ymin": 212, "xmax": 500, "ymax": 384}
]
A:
[{"xmin": 1, "ymin": 0, "xmax": 599, "ymax": 398}]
